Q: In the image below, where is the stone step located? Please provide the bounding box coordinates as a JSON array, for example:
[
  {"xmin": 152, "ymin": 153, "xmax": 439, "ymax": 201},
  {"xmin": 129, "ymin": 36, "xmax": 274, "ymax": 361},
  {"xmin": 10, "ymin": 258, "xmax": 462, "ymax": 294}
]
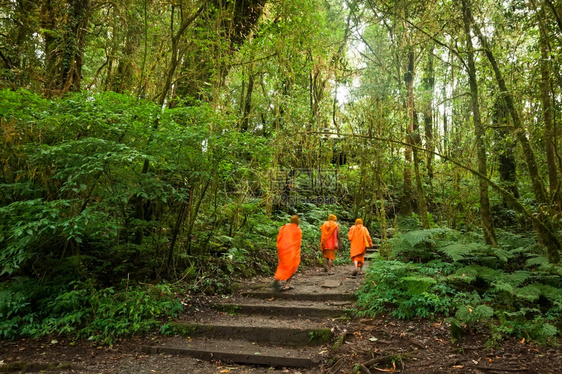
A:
[
  {"xmin": 240, "ymin": 291, "xmax": 356, "ymax": 302},
  {"xmin": 169, "ymin": 321, "xmax": 332, "ymax": 346},
  {"xmin": 211, "ymin": 301, "xmax": 350, "ymax": 318},
  {"xmin": 142, "ymin": 338, "xmax": 324, "ymax": 368}
]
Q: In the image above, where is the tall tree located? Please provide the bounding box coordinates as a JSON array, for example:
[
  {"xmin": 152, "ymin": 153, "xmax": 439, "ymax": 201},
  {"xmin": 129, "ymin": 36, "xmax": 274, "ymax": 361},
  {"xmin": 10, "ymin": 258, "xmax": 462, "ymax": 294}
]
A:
[
  {"xmin": 461, "ymin": 0, "xmax": 497, "ymax": 246},
  {"xmin": 534, "ymin": 1, "xmax": 560, "ymax": 208},
  {"xmin": 40, "ymin": 0, "xmax": 92, "ymax": 95}
]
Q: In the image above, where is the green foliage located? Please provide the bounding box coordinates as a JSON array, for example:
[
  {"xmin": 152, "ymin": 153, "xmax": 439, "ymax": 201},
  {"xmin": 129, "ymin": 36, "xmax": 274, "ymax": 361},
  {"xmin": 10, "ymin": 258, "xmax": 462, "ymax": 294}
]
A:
[
  {"xmin": 357, "ymin": 257, "xmax": 455, "ymax": 319},
  {"xmin": 389, "ymin": 228, "xmax": 451, "ymax": 262},
  {"xmin": 0, "ymin": 278, "xmax": 182, "ymax": 344},
  {"xmin": 357, "ymin": 227, "xmax": 562, "ymax": 345}
]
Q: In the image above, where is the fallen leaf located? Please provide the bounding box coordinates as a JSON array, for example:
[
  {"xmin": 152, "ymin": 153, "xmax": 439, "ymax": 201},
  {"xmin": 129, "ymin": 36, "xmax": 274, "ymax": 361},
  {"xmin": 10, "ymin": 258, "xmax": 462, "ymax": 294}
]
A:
[
  {"xmin": 372, "ymin": 361, "xmax": 396, "ymax": 372},
  {"xmin": 488, "ymin": 358, "xmax": 493, "ymax": 363},
  {"xmin": 521, "ymin": 338, "xmax": 525, "ymax": 344},
  {"xmin": 220, "ymin": 371, "xmax": 230, "ymax": 373},
  {"xmin": 369, "ymin": 337, "xmax": 378, "ymax": 342},
  {"xmin": 452, "ymin": 365, "xmax": 464, "ymax": 369},
  {"xmin": 472, "ymin": 360, "xmax": 478, "ymax": 365}
]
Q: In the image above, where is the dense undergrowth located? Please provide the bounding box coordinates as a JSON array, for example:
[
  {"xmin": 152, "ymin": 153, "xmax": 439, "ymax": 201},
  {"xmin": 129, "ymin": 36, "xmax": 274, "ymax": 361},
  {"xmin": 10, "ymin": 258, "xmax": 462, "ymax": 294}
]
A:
[{"xmin": 357, "ymin": 221, "xmax": 562, "ymax": 346}]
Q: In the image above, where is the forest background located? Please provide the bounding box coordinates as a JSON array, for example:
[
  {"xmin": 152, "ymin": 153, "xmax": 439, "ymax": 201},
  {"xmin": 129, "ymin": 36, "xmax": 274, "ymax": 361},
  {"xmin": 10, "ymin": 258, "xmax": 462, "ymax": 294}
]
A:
[{"xmin": 1, "ymin": 0, "xmax": 562, "ymax": 347}]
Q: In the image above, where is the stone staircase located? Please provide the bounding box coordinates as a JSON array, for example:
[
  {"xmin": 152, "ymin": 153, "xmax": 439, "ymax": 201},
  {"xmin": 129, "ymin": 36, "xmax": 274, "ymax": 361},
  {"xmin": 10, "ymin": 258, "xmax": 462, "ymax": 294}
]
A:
[{"xmin": 142, "ymin": 264, "xmax": 363, "ymax": 369}]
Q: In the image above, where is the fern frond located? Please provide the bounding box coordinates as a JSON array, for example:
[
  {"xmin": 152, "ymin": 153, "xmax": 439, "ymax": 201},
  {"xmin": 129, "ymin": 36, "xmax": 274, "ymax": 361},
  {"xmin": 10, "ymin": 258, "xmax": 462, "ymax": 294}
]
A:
[
  {"xmin": 401, "ymin": 275, "xmax": 437, "ymax": 294},
  {"xmin": 538, "ymin": 323, "xmax": 558, "ymax": 338},
  {"xmin": 533, "ymin": 283, "xmax": 562, "ymax": 303},
  {"xmin": 505, "ymin": 271, "xmax": 532, "ymax": 287},
  {"xmin": 492, "ymin": 248, "xmax": 513, "ymax": 262},
  {"xmin": 525, "ymin": 255, "xmax": 548, "ymax": 268},
  {"xmin": 508, "ymin": 244, "xmax": 538, "ymax": 256},
  {"xmin": 402, "ymin": 228, "xmax": 449, "ymax": 247},
  {"xmin": 449, "ymin": 268, "xmax": 477, "ymax": 284},
  {"xmin": 515, "ymin": 285, "xmax": 541, "ymax": 302},
  {"xmin": 450, "ymin": 265, "xmax": 500, "ymax": 284},
  {"xmin": 473, "ymin": 305, "xmax": 494, "ymax": 319},
  {"xmin": 438, "ymin": 243, "xmax": 478, "ymax": 262},
  {"xmin": 492, "ymin": 281, "xmax": 514, "ymax": 294}
]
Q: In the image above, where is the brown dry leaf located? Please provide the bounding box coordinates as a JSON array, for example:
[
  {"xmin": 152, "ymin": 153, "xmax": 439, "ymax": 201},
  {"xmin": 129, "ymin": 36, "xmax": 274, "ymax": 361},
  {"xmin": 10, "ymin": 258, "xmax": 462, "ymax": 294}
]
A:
[
  {"xmin": 372, "ymin": 362, "xmax": 396, "ymax": 372},
  {"xmin": 521, "ymin": 338, "xmax": 526, "ymax": 344},
  {"xmin": 452, "ymin": 365, "xmax": 464, "ymax": 369},
  {"xmin": 220, "ymin": 371, "xmax": 230, "ymax": 373},
  {"xmin": 353, "ymin": 331, "xmax": 363, "ymax": 338},
  {"xmin": 488, "ymin": 358, "xmax": 493, "ymax": 363}
]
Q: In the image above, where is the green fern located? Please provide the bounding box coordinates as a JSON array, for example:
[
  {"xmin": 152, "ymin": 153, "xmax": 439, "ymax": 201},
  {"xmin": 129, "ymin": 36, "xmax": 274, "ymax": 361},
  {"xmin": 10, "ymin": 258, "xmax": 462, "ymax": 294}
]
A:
[
  {"xmin": 515, "ymin": 284, "xmax": 541, "ymax": 302},
  {"xmin": 534, "ymin": 283, "xmax": 562, "ymax": 304},
  {"xmin": 450, "ymin": 265, "xmax": 499, "ymax": 284},
  {"xmin": 505, "ymin": 271, "xmax": 532, "ymax": 286},
  {"xmin": 525, "ymin": 255, "xmax": 548, "ymax": 267},
  {"xmin": 492, "ymin": 281, "xmax": 514, "ymax": 294},
  {"xmin": 402, "ymin": 228, "xmax": 449, "ymax": 247},
  {"xmin": 401, "ymin": 275, "xmax": 437, "ymax": 294},
  {"xmin": 438, "ymin": 243, "xmax": 479, "ymax": 262},
  {"xmin": 455, "ymin": 304, "xmax": 495, "ymax": 326}
]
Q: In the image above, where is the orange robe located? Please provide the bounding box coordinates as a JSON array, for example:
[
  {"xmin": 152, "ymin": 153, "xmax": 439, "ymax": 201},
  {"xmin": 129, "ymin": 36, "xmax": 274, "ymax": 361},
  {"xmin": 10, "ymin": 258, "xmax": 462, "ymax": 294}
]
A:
[
  {"xmin": 274, "ymin": 223, "xmax": 302, "ymax": 281},
  {"xmin": 320, "ymin": 221, "xmax": 339, "ymax": 260},
  {"xmin": 348, "ymin": 224, "xmax": 372, "ymax": 267}
]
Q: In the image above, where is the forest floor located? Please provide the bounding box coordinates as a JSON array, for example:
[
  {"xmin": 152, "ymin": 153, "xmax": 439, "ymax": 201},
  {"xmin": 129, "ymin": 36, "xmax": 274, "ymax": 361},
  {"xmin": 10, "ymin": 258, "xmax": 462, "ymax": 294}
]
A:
[{"xmin": 1, "ymin": 264, "xmax": 561, "ymax": 374}]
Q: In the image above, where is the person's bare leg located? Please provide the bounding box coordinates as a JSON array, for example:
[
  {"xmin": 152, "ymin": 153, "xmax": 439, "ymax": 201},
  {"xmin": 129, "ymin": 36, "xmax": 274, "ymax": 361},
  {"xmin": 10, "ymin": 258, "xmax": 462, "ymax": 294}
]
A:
[
  {"xmin": 284, "ymin": 275, "xmax": 294, "ymax": 289},
  {"xmin": 328, "ymin": 259, "xmax": 333, "ymax": 274},
  {"xmin": 323, "ymin": 258, "xmax": 329, "ymax": 272},
  {"xmin": 352, "ymin": 260, "xmax": 359, "ymax": 276}
]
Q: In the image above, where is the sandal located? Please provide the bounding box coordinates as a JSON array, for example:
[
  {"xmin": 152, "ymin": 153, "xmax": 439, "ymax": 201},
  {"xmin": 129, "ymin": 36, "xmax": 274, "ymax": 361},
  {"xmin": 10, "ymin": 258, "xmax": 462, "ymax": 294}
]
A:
[{"xmin": 281, "ymin": 285, "xmax": 294, "ymax": 291}]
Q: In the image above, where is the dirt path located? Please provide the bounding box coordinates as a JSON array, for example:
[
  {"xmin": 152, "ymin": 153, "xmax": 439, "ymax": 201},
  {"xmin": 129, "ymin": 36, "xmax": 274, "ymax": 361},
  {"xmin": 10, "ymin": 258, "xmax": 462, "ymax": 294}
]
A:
[{"xmin": 1, "ymin": 264, "xmax": 561, "ymax": 373}]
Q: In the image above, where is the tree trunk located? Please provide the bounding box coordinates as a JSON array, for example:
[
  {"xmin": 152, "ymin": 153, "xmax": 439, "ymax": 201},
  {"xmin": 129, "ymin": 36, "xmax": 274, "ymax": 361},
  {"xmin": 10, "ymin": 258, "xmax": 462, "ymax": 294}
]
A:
[
  {"xmin": 461, "ymin": 0, "xmax": 497, "ymax": 246},
  {"xmin": 413, "ymin": 111, "xmax": 430, "ymax": 229},
  {"xmin": 175, "ymin": 0, "xmax": 267, "ymax": 102},
  {"xmin": 423, "ymin": 46, "xmax": 435, "ymax": 191},
  {"xmin": 493, "ymin": 98, "xmax": 519, "ymax": 202},
  {"xmin": 400, "ymin": 46, "xmax": 414, "ymax": 216},
  {"xmin": 40, "ymin": 0, "xmax": 91, "ymax": 95},
  {"xmin": 537, "ymin": 3, "xmax": 560, "ymax": 209},
  {"xmin": 471, "ymin": 18, "xmax": 548, "ymax": 206},
  {"xmin": 40, "ymin": 0, "xmax": 58, "ymax": 96},
  {"xmin": 241, "ymin": 67, "xmax": 255, "ymax": 132}
]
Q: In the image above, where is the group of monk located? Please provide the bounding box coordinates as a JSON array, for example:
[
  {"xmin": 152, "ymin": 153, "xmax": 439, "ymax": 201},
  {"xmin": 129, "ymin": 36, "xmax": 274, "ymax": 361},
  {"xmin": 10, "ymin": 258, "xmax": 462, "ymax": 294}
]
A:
[{"xmin": 273, "ymin": 214, "xmax": 373, "ymax": 291}]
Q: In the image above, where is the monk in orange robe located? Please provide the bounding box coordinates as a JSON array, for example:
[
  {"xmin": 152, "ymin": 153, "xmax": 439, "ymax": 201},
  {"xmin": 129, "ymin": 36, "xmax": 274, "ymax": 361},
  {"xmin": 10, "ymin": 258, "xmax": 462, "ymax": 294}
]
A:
[
  {"xmin": 348, "ymin": 218, "xmax": 372, "ymax": 276},
  {"xmin": 320, "ymin": 214, "xmax": 340, "ymax": 275},
  {"xmin": 273, "ymin": 215, "xmax": 302, "ymax": 291}
]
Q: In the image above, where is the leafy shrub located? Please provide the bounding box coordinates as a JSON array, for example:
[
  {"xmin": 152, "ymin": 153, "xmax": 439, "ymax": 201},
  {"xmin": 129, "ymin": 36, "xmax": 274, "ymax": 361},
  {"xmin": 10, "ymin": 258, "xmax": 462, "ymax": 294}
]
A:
[
  {"xmin": 357, "ymin": 228, "xmax": 562, "ymax": 344},
  {"xmin": 0, "ymin": 278, "xmax": 182, "ymax": 344}
]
